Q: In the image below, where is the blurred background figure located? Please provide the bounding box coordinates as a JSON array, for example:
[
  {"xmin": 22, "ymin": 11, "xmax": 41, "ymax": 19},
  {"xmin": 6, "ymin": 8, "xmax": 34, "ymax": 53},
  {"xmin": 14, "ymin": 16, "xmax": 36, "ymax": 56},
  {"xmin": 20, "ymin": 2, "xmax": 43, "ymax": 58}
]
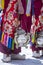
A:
[{"xmin": 30, "ymin": 0, "xmax": 43, "ymax": 58}]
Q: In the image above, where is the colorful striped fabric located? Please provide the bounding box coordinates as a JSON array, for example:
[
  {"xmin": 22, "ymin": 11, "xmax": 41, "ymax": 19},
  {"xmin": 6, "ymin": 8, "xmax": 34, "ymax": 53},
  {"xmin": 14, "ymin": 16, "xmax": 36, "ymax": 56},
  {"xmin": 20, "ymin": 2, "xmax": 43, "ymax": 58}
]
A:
[{"xmin": 1, "ymin": 33, "xmax": 15, "ymax": 50}]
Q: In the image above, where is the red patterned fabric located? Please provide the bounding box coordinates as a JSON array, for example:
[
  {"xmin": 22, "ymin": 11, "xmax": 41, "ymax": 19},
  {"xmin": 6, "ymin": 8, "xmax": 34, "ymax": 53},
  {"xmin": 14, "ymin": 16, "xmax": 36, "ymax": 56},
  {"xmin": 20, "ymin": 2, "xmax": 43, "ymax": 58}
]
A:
[{"xmin": 2, "ymin": 0, "xmax": 18, "ymax": 38}]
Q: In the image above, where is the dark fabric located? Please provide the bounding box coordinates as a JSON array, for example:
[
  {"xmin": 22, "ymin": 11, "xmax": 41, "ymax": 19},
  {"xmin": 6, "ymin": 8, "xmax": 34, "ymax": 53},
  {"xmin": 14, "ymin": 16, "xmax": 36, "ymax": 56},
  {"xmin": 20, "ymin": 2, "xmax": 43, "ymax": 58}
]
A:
[
  {"xmin": 20, "ymin": 14, "xmax": 31, "ymax": 32},
  {"xmin": 0, "ymin": 43, "xmax": 21, "ymax": 54},
  {"xmin": 30, "ymin": 44, "xmax": 43, "ymax": 52},
  {"xmin": 3, "ymin": 0, "xmax": 9, "ymax": 13},
  {"xmin": 20, "ymin": 0, "xmax": 32, "ymax": 32},
  {"xmin": 34, "ymin": 0, "xmax": 42, "ymax": 19}
]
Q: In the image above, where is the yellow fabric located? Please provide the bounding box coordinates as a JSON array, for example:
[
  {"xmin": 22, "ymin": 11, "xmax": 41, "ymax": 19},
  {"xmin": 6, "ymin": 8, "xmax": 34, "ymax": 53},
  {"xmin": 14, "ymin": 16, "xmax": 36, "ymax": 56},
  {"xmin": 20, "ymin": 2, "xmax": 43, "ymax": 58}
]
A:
[
  {"xmin": 32, "ymin": 38, "xmax": 35, "ymax": 43},
  {"xmin": 1, "ymin": 33, "xmax": 4, "ymax": 43},
  {"xmin": 32, "ymin": 35, "xmax": 35, "ymax": 43},
  {"xmin": 0, "ymin": 0, "xmax": 4, "ymax": 9}
]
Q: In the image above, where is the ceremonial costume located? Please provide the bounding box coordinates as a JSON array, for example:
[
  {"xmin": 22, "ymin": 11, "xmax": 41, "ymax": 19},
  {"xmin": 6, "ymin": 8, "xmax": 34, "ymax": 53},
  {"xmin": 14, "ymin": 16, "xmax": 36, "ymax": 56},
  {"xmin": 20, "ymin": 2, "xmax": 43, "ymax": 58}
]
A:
[
  {"xmin": 0, "ymin": 0, "xmax": 26, "ymax": 62},
  {"xmin": 30, "ymin": 0, "xmax": 43, "ymax": 57}
]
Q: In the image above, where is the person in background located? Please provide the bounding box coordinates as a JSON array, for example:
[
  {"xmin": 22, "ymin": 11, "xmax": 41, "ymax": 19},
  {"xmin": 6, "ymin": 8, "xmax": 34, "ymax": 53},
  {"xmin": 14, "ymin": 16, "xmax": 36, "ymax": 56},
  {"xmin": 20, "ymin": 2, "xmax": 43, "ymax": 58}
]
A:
[{"xmin": 30, "ymin": 0, "xmax": 43, "ymax": 58}]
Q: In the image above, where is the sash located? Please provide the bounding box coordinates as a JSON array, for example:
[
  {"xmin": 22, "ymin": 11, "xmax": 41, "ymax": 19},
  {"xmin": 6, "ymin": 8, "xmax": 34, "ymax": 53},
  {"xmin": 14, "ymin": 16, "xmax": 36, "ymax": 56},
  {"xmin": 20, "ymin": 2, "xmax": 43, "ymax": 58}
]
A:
[{"xmin": 26, "ymin": 0, "xmax": 31, "ymax": 16}]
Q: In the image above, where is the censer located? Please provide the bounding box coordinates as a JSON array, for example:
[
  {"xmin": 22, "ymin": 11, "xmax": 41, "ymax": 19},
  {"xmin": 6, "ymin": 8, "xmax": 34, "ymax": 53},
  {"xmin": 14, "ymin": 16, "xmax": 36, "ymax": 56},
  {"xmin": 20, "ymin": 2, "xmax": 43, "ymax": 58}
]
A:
[{"xmin": 14, "ymin": 27, "xmax": 30, "ymax": 49}]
